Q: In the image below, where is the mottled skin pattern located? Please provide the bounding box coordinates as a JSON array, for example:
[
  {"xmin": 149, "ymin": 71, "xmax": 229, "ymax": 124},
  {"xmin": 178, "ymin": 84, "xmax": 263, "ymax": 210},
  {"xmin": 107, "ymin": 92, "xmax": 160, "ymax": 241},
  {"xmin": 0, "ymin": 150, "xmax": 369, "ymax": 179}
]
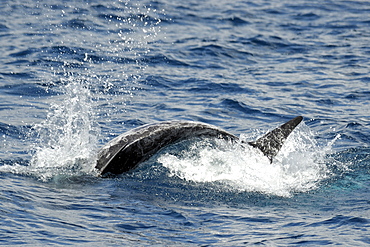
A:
[
  {"xmin": 96, "ymin": 121, "xmax": 238, "ymax": 175},
  {"xmin": 96, "ymin": 117, "xmax": 303, "ymax": 176}
]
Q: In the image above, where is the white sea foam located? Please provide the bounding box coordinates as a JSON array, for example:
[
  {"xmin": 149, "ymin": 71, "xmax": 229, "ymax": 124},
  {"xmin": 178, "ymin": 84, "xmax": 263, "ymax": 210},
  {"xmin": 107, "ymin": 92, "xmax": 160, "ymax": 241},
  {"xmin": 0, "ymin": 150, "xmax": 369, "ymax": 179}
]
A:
[{"xmin": 158, "ymin": 123, "xmax": 334, "ymax": 197}]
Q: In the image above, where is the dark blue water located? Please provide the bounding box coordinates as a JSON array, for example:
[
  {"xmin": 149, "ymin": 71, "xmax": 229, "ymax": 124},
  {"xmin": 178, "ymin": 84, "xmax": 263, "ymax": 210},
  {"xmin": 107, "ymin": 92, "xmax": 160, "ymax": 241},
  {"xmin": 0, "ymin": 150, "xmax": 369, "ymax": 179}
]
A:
[{"xmin": 1, "ymin": 0, "xmax": 369, "ymax": 245}]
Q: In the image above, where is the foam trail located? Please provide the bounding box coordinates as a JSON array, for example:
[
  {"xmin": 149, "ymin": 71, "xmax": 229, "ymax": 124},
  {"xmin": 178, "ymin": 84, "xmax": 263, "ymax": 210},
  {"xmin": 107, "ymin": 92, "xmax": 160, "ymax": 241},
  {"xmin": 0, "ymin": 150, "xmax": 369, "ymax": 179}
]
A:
[{"xmin": 158, "ymin": 123, "xmax": 334, "ymax": 197}]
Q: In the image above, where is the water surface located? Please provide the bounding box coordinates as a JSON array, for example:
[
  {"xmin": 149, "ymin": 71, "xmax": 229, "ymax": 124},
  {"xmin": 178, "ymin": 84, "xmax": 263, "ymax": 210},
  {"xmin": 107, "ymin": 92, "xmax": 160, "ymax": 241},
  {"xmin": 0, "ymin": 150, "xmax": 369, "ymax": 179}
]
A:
[{"xmin": 0, "ymin": 0, "xmax": 369, "ymax": 245}]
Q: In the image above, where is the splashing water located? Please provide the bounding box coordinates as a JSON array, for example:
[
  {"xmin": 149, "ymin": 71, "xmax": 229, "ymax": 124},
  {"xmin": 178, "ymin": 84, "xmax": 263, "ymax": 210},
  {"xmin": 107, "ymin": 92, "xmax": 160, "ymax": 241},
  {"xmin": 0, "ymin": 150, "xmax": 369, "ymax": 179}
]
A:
[
  {"xmin": 0, "ymin": 1, "xmax": 163, "ymax": 181},
  {"xmin": 28, "ymin": 77, "xmax": 100, "ymax": 181},
  {"xmin": 0, "ymin": 77, "xmax": 100, "ymax": 181},
  {"xmin": 158, "ymin": 123, "xmax": 336, "ymax": 197}
]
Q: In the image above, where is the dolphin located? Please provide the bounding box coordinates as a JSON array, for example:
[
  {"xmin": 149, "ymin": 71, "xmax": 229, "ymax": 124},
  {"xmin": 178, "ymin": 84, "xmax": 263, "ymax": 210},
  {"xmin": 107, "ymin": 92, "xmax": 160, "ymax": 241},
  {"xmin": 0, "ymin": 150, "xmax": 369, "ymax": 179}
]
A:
[{"xmin": 96, "ymin": 116, "xmax": 303, "ymax": 176}]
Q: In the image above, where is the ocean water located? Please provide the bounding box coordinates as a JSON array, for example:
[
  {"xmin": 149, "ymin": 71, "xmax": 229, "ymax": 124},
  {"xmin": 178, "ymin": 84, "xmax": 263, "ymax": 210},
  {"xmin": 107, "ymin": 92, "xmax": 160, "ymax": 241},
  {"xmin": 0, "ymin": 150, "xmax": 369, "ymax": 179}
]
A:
[{"xmin": 0, "ymin": 0, "xmax": 369, "ymax": 245}]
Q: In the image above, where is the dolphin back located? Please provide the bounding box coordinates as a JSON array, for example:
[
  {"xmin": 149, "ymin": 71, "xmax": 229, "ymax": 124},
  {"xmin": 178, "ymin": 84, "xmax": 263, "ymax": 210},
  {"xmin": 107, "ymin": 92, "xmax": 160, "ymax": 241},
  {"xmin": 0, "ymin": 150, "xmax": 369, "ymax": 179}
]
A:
[
  {"xmin": 96, "ymin": 121, "xmax": 238, "ymax": 175},
  {"xmin": 96, "ymin": 116, "xmax": 303, "ymax": 176}
]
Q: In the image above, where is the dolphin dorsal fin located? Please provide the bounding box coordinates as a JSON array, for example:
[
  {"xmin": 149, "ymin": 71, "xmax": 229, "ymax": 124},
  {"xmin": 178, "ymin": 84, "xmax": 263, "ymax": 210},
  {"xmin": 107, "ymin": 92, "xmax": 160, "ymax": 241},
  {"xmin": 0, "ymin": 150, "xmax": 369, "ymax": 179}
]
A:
[{"xmin": 248, "ymin": 116, "xmax": 303, "ymax": 163}]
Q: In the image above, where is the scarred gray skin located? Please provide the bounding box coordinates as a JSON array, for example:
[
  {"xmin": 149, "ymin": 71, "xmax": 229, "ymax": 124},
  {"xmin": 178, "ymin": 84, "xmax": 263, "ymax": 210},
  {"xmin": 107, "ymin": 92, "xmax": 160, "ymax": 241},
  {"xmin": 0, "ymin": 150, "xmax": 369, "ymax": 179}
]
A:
[
  {"xmin": 96, "ymin": 116, "xmax": 303, "ymax": 176},
  {"xmin": 96, "ymin": 121, "xmax": 238, "ymax": 175}
]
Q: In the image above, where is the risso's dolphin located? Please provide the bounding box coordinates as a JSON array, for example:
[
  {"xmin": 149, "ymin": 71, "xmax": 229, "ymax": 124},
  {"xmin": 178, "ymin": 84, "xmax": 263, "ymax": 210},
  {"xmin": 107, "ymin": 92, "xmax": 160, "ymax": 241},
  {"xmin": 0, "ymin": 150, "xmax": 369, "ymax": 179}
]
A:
[{"xmin": 96, "ymin": 116, "xmax": 303, "ymax": 176}]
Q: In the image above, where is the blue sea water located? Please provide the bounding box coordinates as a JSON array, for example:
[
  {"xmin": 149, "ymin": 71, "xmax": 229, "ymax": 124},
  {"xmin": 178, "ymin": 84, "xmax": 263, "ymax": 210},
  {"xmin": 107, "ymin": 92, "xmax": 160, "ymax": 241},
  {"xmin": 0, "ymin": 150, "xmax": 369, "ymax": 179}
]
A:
[{"xmin": 0, "ymin": 0, "xmax": 369, "ymax": 245}]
